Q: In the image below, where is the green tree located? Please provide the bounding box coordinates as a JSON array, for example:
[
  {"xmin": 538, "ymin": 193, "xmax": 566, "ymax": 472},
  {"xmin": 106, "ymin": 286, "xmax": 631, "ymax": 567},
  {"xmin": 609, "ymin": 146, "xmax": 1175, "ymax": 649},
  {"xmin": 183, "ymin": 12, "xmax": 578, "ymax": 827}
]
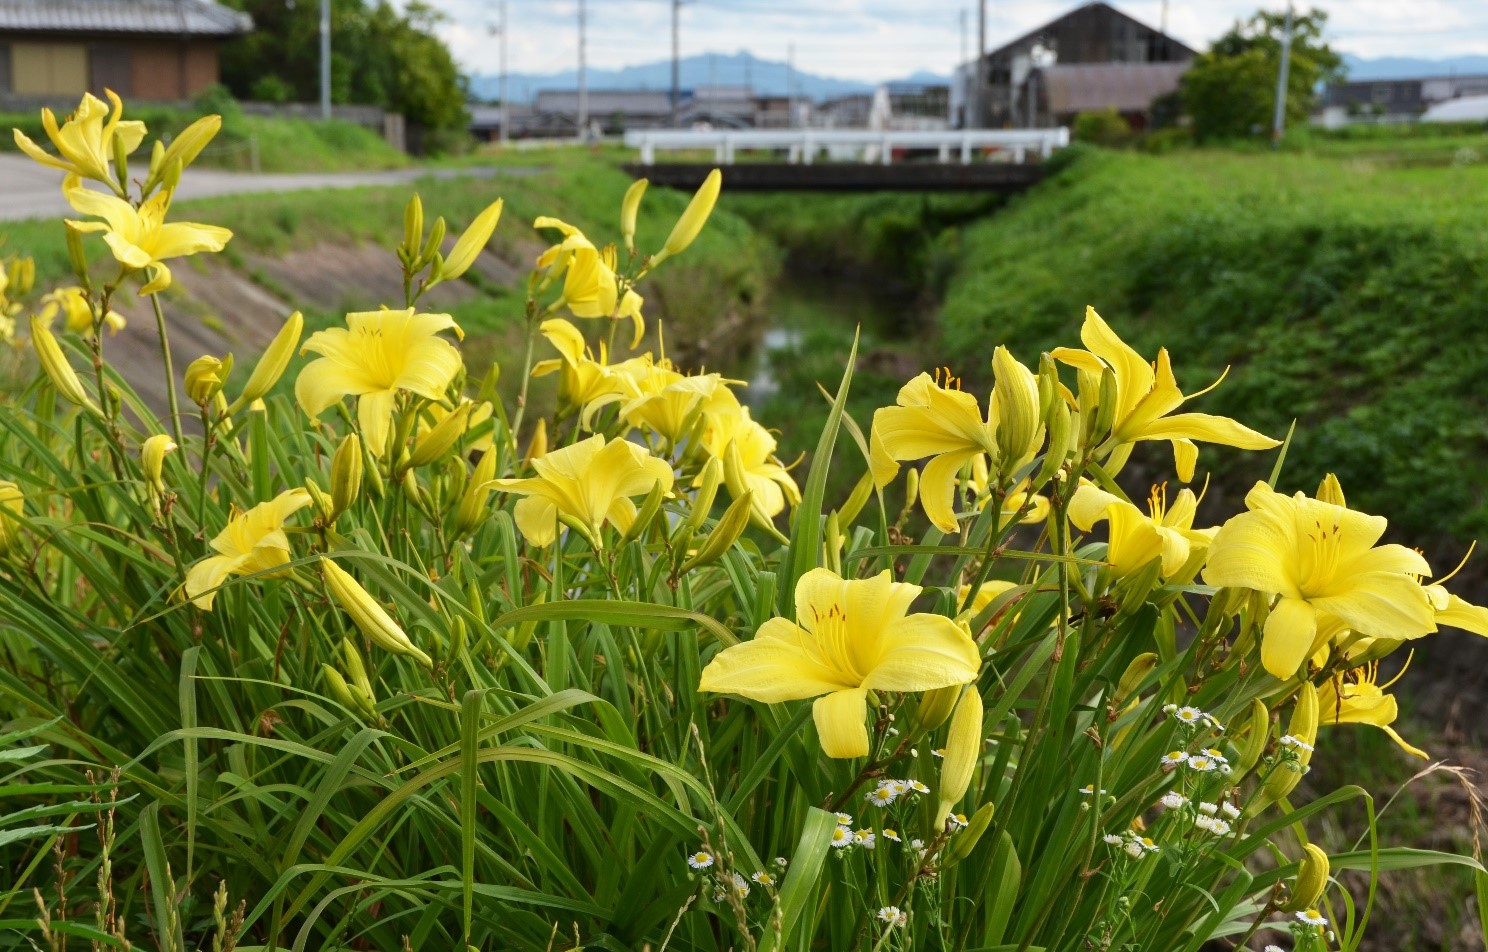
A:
[
  {"xmin": 219, "ymin": 0, "xmax": 466, "ymax": 139},
  {"xmin": 1180, "ymin": 8, "xmax": 1343, "ymax": 142}
]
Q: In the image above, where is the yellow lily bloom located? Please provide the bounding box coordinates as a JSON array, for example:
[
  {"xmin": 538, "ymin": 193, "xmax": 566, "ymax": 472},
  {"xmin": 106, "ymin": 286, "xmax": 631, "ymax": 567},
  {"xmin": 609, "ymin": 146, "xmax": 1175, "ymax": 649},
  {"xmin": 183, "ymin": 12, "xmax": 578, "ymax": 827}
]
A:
[
  {"xmin": 1317, "ymin": 661, "xmax": 1427, "ymax": 759},
  {"xmin": 702, "ymin": 403, "xmax": 800, "ymax": 519},
  {"xmin": 296, "ymin": 308, "xmax": 464, "ymax": 456},
  {"xmin": 698, "ymin": 567, "xmax": 982, "ymax": 758},
  {"xmin": 64, "ymin": 179, "xmax": 231, "ymax": 294},
  {"xmin": 1423, "ymin": 582, "xmax": 1488, "ymax": 637},
  {"xmin": 535, "ymin": 217, "xmax": 646, "ymax": 348},
  {"xmin": 184, "ymin": 488, "xmax": 311, "ymax": 610},
  {"xmin": 40, "ymin": 286, "xmax": 125, "ymax": 336},
  {"xmin": 958, "ymin": 580, "xmax": 1019, "ymax": 618},
  {"xmin": 13, "ymin": 90, "xmax": 145, "ymax": 185},
  {"xmin": 1052, "ymin": 307, "xmax": 1278, "ymax": 481},
  {"xmin": 1069, "ymin": 481, "xmax": 1216, "ymax": 579},
  {"xmin": 1204, "ymin": 481, "xmax": 1435, "ymax": 680},
  {"xmin": 490, "ymin": 433, "xmax": 674, "ymax": 547},
  {"xmin": 530, "ymin": 317, "xmax": 635, "ymax": 421},
  {"xmin": 870, "ymin": 370, "xmax": 997, "ymax": 533}
]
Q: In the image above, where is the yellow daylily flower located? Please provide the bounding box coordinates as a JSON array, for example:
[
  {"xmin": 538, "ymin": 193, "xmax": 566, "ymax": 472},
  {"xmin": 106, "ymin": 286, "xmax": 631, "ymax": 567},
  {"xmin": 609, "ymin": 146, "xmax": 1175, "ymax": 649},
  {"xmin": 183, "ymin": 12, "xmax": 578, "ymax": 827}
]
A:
[
  {"xmin": 1423, "ymin": 582, "xmax": 1488, "ymax": 637},
  {"xmin": 698, "ymin": 567, "xmax": 982, "ymax": 758},
  {"xmin": 39, "ymin": 286, "xmax": 125, "ymax": 336},
  {"xmin": 619, "ymin": 372, "xmax": 738, "ymax": 447},
  {"xmin": 295, "ymin": 308, "xmax": 464, "ymax": 456},
  {"xmin": 13, "ymin": 90, "xmax": 145, "ymax": 185},
  {"xmin": 1317, "ymin": 661, "xmax": 1427, "ymax": 759},
  {"xmin": 184, "ymin": 488, "xmax": 311, "ymax": 610},
  {"xmin": 489, "ymin": 433, "xmax": 674, "ymax": 547},
  {"xmin": 1204, "ymin": 481, "xmax": 1436, "ymax": 680},
  {"xmin": 530, "ymin": 317, "xmax": 635, "ymax": 421},
  {"xmin": 1069, "ymin": 480, "xmax": 1216, "ymax": 579},
  {"xmin": 702, "ymin": 403, "xmax": 800, "ymax": 519},
  {"xmin": 958, "ymin": 580, "xmax": 1019, "ymax": 618},
  {"xmin": 416, "ymin": 398, "xmax": 494, "ymax": 456},
  {"xmin": 64, "ymin": 179, "xmax": 232, "ymax": 294},
  {"xmin": 870, "ymin": 370, "xmax": 996, "ymax": 533},
  {"xmin": 534, "ymin": 217, "xmax": 646, "ymax": 347},
  {"xmin": 1052, "ymin": 307, "xmax": 1278, "ymax": 481}
]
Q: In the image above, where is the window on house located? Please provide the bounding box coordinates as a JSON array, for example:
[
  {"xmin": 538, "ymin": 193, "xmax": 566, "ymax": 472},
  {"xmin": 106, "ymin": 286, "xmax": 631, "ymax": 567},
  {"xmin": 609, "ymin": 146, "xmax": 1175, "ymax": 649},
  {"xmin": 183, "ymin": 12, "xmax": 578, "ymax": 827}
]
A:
[{"xmin": 1372, "ymin": 84, "xmax": 1392, "ymax": 104}]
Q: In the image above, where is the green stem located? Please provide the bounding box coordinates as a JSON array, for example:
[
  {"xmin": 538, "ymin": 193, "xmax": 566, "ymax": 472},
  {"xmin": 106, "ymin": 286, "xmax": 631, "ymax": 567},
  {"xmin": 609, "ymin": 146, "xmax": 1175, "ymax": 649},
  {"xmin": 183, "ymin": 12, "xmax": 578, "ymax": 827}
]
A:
[
  {"xmin": 150, "ymin": 293, "xmax": 185, "ymax": 450},
  {"xmin": 510, "ymin": 300, "xmax": 540, "ymax": 439}
]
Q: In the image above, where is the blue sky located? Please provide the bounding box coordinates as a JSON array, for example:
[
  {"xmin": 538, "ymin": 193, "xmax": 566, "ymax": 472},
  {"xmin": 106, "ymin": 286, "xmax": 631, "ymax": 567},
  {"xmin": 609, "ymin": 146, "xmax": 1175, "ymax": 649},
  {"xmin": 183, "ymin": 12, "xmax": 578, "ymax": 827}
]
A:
[{"xmin": 429, "ymin": 0, "xmax": 1488, "ymax": 81}]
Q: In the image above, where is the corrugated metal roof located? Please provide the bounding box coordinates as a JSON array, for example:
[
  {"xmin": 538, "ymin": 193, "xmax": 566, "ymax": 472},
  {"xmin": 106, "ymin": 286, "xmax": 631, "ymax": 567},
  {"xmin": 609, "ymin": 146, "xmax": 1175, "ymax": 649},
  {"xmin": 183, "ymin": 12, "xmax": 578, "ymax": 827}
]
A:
[
  {"xmin": 0, "ymin": 0, "xmax": 251, "ymax": 37},
  {"xmin": 1041, "ymin": 62, "xmax": 1189, "ymax": 115}
]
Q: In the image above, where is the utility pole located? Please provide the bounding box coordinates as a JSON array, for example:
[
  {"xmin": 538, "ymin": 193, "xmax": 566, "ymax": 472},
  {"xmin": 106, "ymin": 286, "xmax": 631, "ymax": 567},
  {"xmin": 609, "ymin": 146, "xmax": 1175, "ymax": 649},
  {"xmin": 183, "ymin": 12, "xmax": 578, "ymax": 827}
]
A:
[
  {"xmin": 1271, "ymin": 1, "xmax": 1294, "ymax": 149},
  {"xmin": 671, "ymin": 0, "xmax": 681, "ymax": 127},
  {"xmin": 577, "ymin": 0, "xmax": 588, "ymax": 140},
  {"xmin": 786, "ymin": 44, "xmax": 795, "ymax": 128},
  {"xmin": 493, "ymin": 0, "xmax": 509, "ymax": 144},
  {"xmin": 959, "ymin": 8, "xmax": 968, "ymax": 127},
  {"xmin": 318, "ymin": 0, "xmax": 331, "ymax": 120},
  {"xmin": 972, "ymin": 0, "xmax": 986, "ymax": 129}
]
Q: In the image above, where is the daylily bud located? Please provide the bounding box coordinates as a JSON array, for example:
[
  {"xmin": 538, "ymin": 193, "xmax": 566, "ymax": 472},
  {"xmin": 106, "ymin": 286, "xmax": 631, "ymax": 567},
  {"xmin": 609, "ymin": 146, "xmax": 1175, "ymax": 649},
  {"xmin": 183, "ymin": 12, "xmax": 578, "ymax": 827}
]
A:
[
  {"xmin": 403, "ymin": 193, "xmax": 424, "ymax": 262},
  {"xmin": 446, "ymin": 615, "xmax": 467, "ymax": 667},
  {"xmin": 523, "ymin": 417, "xmax": 548, "ymax": 465},
  {"xmin": 1037, "ymin": 352, "xmax": 1060, "ymax": 421},
  {"xmin": 439, "ymin": 199, "xmax": 503, "ymax": 282},
  {"xmin": 341, "ymin": 636, "xmax": 374, "ymax": 699},
  {"xmin": 618, "ymin": 478, "xmax": 667, "ymax": 549},
  {"xmin": 941, "ymin": 801, "xmax": 995, "ymax": 866},
  {"xmin": 30, "ymin": 317, "xmax": 98, "ymax": 412},
  {"xmin": 456, "ymin": 450, "xmax": 497, "ymax": 537},
  {"xmin": 409, "ymin": 401, "xmax": 475, "ymax": 469},
  {"xmin": 1092, "ymin": 366, "xmax": 1120, "ymax": 447},
  {"xmin": 163, "ymin": 158, "xmax": 183, "ymax": 193},
  {"xmin": 8, "ymin": 256, "xmax": 34, "ymax": 296},
  {"xmin": 230, "ymin": 311, "xmax": 302, "ymax": 413},
  {"xmin": 936, "ymin": 685, "xmax": 984, "ymax": 824},
  {"xmin": 1116, "ymin": 556, "xmax": 1164, "ymax": 616},
  {"xmin": 1234, "ymin": 698, "xmax": 1271, "ymax": 778},
  {"xmin": 140, "ymin": 434, "xmax": 176, "ymax": 495},
  {"xmin": 910, "ymin": 685, "xmax": 961, "ymax": 737},
  {"xmin": 1283, "ymin": 843, "xmax": 1331, "ymax": 912},
  {"xmin": 321, "ymin": 664, "xmax": 365, "ymax": 715},
  {"xmin": 111, "ymin": 129, "xmax": 129, "ymax": 189},
  {"xmin": 65, "ymin": 223, "xmax": 91, "ymax": 285},
  {"xmin": 418, "ymin": 216, "xmax": 447, "ymax": 269},
  {"xmin": 620, "ymin": 177, "xmax": 648, "ymax": 251},
  {"xmin": 1262, "ymin": 682, "xmax": 1318, "ymax": 804},
  {"xmin": 682, "ymin": 455, "xmax": 723, "ymax": 536},
  {"xmin": 991, "ymin": 346, "xmax": 1043, "ymax": 478},
  {"xmin": 361, "ymin": 446, "xmax": 385, "ymax": 499},
  {"xmin": 321, "ymin": 557, "xmax": 433, "ymax": 668},
  {"xmin": 148, "ymin": 140, "xmax": 165, "ymax": 183},
  {"xmin": 305, "ymin": 478, "xmax": 335, "ymax": 523},
  {"xmin": 1036, "ymin": 396, "xmax": 1072, "ymax": 486},
  {"xmin": 652, "ymin": 168, "xmax": 721, "ymax": 265},
  {"xmin": 511, "ymin": 587, "xmax": 546, "ymax": 651},
  {"xmin": 185, "ymin": 354, "xmax": 230, "ymax": 406},
  {"xmin": 1113, "ymin": 652, "xmax": 1158, "ymax": 706},
  {"xmin": 904, "ymin": 466, "xmax": 920, "ymax": 510},
  {"xmin": 1316, "ymin": 473, "xmax": 1346, "ymax": 507},
  {"xmin": 681, "ymin": 490, "xmax": 753, "ymax": 572},
  {"xmin": 144, "ymin": 115, "xmax": 221, "ymax": 194},
  {"xmin": 0, "ymin": 481, "xmax": 25, "ymax": 558}
]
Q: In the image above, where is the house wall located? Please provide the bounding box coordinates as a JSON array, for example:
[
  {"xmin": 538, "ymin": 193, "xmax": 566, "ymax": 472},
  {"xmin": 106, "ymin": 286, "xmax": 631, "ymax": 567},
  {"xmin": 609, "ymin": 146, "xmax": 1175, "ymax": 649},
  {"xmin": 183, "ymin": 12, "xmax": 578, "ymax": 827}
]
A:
[{"xmin": 0, "ymin": 34, "xmax": 222, "ymax": 101}]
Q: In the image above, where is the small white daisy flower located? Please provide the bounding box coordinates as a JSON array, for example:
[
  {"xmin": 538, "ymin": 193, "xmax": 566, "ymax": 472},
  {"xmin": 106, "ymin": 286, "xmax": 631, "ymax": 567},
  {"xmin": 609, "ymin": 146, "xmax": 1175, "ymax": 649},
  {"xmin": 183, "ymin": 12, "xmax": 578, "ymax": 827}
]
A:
[
  {"xmin": 835, "ymin": 811, "xmax": 854, "ymax": 826},
  {"xmin": 1102, "ymin": 834, "xmax": 1125, "ymax": 846},
  {"xmin": 750, "ymin": 871, "xmax": 775, "ymax": 886},
  {"xmin": 867, "ymin": 785, "xmax": 898, "ymax": 808},
  {"xmin": 1174, "ymin": 706, "xmax": 1205, "ymax": 725},
  {"xmin": 931, "ymin": 747, "xmax": 946, "ymax": 759},
  {"xmin": 1198, "ymin": 801, "xmax": 1218, "ymax": 815},
  {"xmin": 1204, "ymin": 714, "xmax": 1226, "ymax": 731},
  {"xmin": 1202, "ymin": 747, "xmax": 1228, "ymax": 763},
  {"xmin": 830, "ymin": 826, "xmax": 853, "ymax": 848},
  {"xmin": 730, "ymin": 872, "xmax": 750, "ymax": 898},
  {"xmin": 876, "ymin": 905, "xmax": 908, "ymax": 927},
  {"xmin": 1221, "ymin": 802, "xmax": 1241, "ymax": 819},
  {"xmin": 1135, "ymin": 835, "xmax": 1160, "ymax": 853},
  {"xmin": 1123, "ymin": 840, "xmax": 1145, "ymax": 859},
  {"xmin": 948, "ymin": 812, "xmax": 969, "ymax": 831},
  {"xmin": 882, "ymin": 828, "xmax": 902, "ymax": 842},
  {"xmin": 853, "ymin": 829, "xmax": 877, "ymax": 849},
  {"xmin": 687, "ymin": 850, "xmax": 714, "ymax": 870},
  {"xmin": 1161, "ymin": 750, "xmax": 1189, "ymax": 766},
  {"xmin": 1078, "ymin": 784, "xmax": 1108, "ymax": 796},
  {"xmin": 1160, "ymin": 792, "xmax": 1187, "ymax": 810},
  {"xmin": 907, "ymin": 779, "xmax": 930, "ymax": 795},
  {"xmin": 909, "ymin": 838, "xmax": 925, "ymax": 850},
  {"xmin": 1280, "ymin": 734, "xmax": 1315, "ymax": 753},
  {"xmin": 1296, "ymin": 909, "xmax": 1328, "ymax": 927},
  {"xmin": 1263, "ymin": 946, "xmax": 1284, "ymax": 952},
  {"xmin": 1162, "ymin": 703, "xmax": 1178, "ymax": 714},
  {"xmin": 1187, "ymin": 755, "xmax": 1217, "ymax": 772},
  {"xmin": 712, "ymin": 887, "xmax": 727, "ymax": 902}
]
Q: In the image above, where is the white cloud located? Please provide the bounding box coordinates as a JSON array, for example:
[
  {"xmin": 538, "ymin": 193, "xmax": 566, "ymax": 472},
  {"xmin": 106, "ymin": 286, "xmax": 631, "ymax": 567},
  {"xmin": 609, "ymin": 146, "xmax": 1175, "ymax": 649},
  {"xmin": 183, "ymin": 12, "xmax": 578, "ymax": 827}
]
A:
[{"xmin": 426, "ymin": 0, "xmax": 1488, "ymax": 80}]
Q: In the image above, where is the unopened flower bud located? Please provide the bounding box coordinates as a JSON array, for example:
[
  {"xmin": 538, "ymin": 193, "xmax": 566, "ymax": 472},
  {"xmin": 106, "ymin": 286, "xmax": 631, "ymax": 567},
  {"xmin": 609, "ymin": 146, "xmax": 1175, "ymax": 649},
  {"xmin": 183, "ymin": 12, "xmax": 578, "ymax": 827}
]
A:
[
  {"xmin": 524, "ymin": 417, "xmax": 548, "ymax": 465},
  {"xmin": 1113, "ymin": 652, "xmax": 1158, "ymax": 706},
  {"xmin": 991, "ymin": 346, "xmax": 1043, "ymax": 477},
  {"xmin": 620, "ymin": 177, "xmax": 648, "ymax": 251},
  {"xmin": 941, "ymin": 801, "xmax": 995, "ymax": 866},
  {"xmin": 184, "ymin": 354, "xmax": 230, "ymax": 407},
  {"xmin": 936, "ymin": 685, "xmax": 984, "ymax": 824},
  {"xmin": 321, "ymin": 557, "xmax": 433, "ymax": 668},
  {"xmin": 409, "ymin": 401, "xmax": 474, "ymax": 469},
  {"xmin": 910, "ymin": 684, "xmax": 961, "ymax": 737},
  {"xmin": 230, "ymin": 311, "xmax": 302, "ymax": 413},
  {"xmin": 140, "ymin": 434, "xmax": 176, "ymax": 495},
  {"xmin": 30, "ymin": 317, "xmax": 98, "ymax": 412},
  {"xmin": 330, "ymin": 433, "xmax": 363, "ymax": 518},
  {"xmin": 1283, "ymin": 843, "xmax": 1331, "ymax": 912},
  {"xmin": 1262, "ymin": 682, "xmax": 1318, "ymax": 804},
  {"xmin": 402, "ymin": 193, "xmax": 424, "ymax": 263},
  {"xmin": 681, "ymin": 489, "xmax": 752, "ymax": 572},
  {"xmin": 456, "ymin": 450, "xmax": 497, "ymax": 537},
  {"xmin": 65, "ymin": 223, "xmax": 91, "ymax": 286},
  {"xmin": 0, "ymin": 481, "xmax": 25, "ymax": 558},
  {"xmin": 652, "ymin": 168, "xmax": 721, "ymax": 265},
  {"xmin": 439, "ymin": 199, "xmax": 503, "ymax": 283},
  {"xmin": 1234, "ymin": 698, "xmax": 1271, "ymax": 778}
]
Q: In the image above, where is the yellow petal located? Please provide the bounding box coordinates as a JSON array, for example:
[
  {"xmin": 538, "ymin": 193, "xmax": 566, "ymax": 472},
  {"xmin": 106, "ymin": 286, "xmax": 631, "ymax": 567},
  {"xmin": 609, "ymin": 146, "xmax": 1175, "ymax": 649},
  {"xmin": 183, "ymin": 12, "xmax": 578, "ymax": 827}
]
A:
[
  {"xmin": 184, "ymin": 554, "xmax": 242, "ymax": 610},
  {"xmin": 1067, "ymin": 481, "xmax": 1121, "ymax": 532},
  {"xmin": 918, "ymin": 449, "xmax": 979, "ymax": 534},
  {"xmin": 513, "ymin": 495, "xmax": 559, "ymax": 547},
  {"xmin": 1311, "ymin": 573, "xmax": 1436, "ymax": 642},
  {"xmin": 1261, "ymin": 596, "xmax": 1318, "ymax": 679},
  {"xmin": 812, "ymin": 687, "xmax": 870, "ymax": 758},
  {"xmin": 1204, "ymin": 509, "xmax": 1300, "ymax": 597},
  {"xmin": 356, "ymin": 389, "xmax": 395, "ymax": 457},
  {"xmin": 699, "ymin": 617, "xmax": 854, "ymax": 702},
  {"xmin": 1135, "ymin": 412, "xmax": 1280, "ymax": 451},
  {"xmin": 1437, "ymin": 591, "xmax": 1488, "ymax": 637},
  {"xmin": 1105, "ymin": 500, "xmax": 1164, "ymax": 577},
  {"xmin": 1079, "ymin": 306, "xmax": 1152, "ymax": 425},
  {"xmin": 861, "ymin": 614, "xmax": 981, "ymax": 692}
]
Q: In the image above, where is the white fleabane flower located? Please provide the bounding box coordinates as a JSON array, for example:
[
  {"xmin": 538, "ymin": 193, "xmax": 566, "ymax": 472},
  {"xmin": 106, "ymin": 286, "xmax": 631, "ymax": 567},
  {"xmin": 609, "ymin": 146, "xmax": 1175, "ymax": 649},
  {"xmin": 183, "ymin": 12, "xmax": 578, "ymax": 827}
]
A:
[
  {"xmin": 853, "ymin": 829, "xmax": 877, "ymax": 849},
  {"xmin": 835, "ymin": 811, "xmax": 854, "ymax": 826},
  {"xmin": 830, "ymin": 826, "xmax": 853, "ymax": 848},
  {"xmin": 1174, "ymin": 706, "xmax": 1205, "ymax": 725},
  {"xmin": 867, "ymin": 784, "xmax": 898, "ymax": 807},
  {"xmin": 1187, "ymin": 755, "xmax": 1218, "ymax": 772},
  {"xmin": 1161, "ymin": 750, "xmax": 1189, "ymax": 766},
  {"xmin": 948, "ymin": 813, "xmax": 969, "ymax": 831},
  {"xmin": 1102, "ymin": 834, "xmax": 1125, "ymax": 846},
  {"xmin": 687, "ymin": 850, "xmax": 714, "ymax": 870},
  {"xmin": 1123, "ymin": 840, "xmax": 1145, "ymax": 859},
  {"xmin": 931, "ymin": 747, "xmax": 946, "ymax": 758},
  {"xmin": 1160, "ymin": 792, "xmax": 1187, "ymax": 810},
  {"xmin": 774, "ymin": 856, "xmax": 788, "ymax": 868},
  {"xmin": 1280, "ymin": 734, "xmax": 1315, "ymax": 753},
  {"xmin": 1198, "ymin": 801, "xmax": 1218, "ymax": 815},
  {"xmin": 882, "ymin": 828, "xmax": 902, "ymax": 842},
  {"xmin": 877, "ymin": 905, "xmax": 908, "ymax": 927},
  {"xmin": 1263, "ymin": 946, "xmax": 1285, "ymax": 952},
  {"xmin": 1221, "ymin": 801, "xmax": 1241, "ymax": 819},
  {"xmin": 730, "ymin": 872, "xmax": 750, "ymax": 898},
  {"xmin": 1296, "ymin": 909, "xmax": 1328, "ymax": 927},
  {"xmin": 908, "ymin": 779, "xmax": 930, "ymax": 795},
  {"xmin": 1078, "ymin": 784, "xmax": 1108, "ymax": 796},
  {"xmin": 750, "ymin": 871, "xmax": 775, "ymax": 886}
]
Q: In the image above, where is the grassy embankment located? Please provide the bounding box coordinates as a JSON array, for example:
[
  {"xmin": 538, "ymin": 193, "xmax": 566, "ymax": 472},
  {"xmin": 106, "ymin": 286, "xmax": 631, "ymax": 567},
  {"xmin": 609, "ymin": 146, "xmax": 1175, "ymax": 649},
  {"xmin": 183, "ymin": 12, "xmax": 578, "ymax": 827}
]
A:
[{"xmin": 2, "ymin": 99, "xmax": 409, "ymax": 173}]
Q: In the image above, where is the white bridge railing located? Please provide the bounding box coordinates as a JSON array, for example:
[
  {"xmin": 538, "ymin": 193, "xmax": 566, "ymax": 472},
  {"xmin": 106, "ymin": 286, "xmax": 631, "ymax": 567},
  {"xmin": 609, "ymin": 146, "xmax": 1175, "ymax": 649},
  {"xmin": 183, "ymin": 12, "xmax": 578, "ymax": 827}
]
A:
[{"xmin": 624, "ymin": 128, "xmax": 1070, "ymax": 166}]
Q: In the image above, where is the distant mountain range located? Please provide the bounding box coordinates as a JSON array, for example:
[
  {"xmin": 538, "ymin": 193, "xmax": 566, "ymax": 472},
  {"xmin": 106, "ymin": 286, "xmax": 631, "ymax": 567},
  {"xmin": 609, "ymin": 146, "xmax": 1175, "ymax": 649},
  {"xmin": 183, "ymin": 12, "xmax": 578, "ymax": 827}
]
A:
[
  {"xmin": 467, "ymin": 51, "xmax": 950, "ymax": 104},
  {"xmin": 1344, "ymin": 54, "xmax": 1488, "ymax": 81}
]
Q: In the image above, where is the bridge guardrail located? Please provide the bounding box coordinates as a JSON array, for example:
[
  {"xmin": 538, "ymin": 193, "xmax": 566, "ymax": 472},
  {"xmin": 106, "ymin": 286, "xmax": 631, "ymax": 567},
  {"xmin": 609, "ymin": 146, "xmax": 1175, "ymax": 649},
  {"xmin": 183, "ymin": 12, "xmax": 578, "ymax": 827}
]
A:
[{"xmin": 623, "ymin": 127, "xmax": 1070, "ymax": 166}]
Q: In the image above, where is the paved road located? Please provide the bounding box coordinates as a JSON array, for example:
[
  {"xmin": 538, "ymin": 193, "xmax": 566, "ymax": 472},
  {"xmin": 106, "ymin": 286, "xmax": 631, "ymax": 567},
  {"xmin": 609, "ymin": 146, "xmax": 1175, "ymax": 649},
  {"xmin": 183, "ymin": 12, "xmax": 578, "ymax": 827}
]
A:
[{"xmin": 0, "ymin": 155, "xmax": 516, "ymax": 221}]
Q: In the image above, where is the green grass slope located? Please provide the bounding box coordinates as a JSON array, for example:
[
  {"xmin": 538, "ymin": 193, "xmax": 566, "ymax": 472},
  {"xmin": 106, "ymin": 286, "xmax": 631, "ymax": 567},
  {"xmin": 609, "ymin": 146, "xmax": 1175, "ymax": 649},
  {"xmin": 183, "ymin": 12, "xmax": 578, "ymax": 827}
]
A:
[{"xmin": 940, "ymin": 147, "xmax": 1488, "ymax": 547}]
